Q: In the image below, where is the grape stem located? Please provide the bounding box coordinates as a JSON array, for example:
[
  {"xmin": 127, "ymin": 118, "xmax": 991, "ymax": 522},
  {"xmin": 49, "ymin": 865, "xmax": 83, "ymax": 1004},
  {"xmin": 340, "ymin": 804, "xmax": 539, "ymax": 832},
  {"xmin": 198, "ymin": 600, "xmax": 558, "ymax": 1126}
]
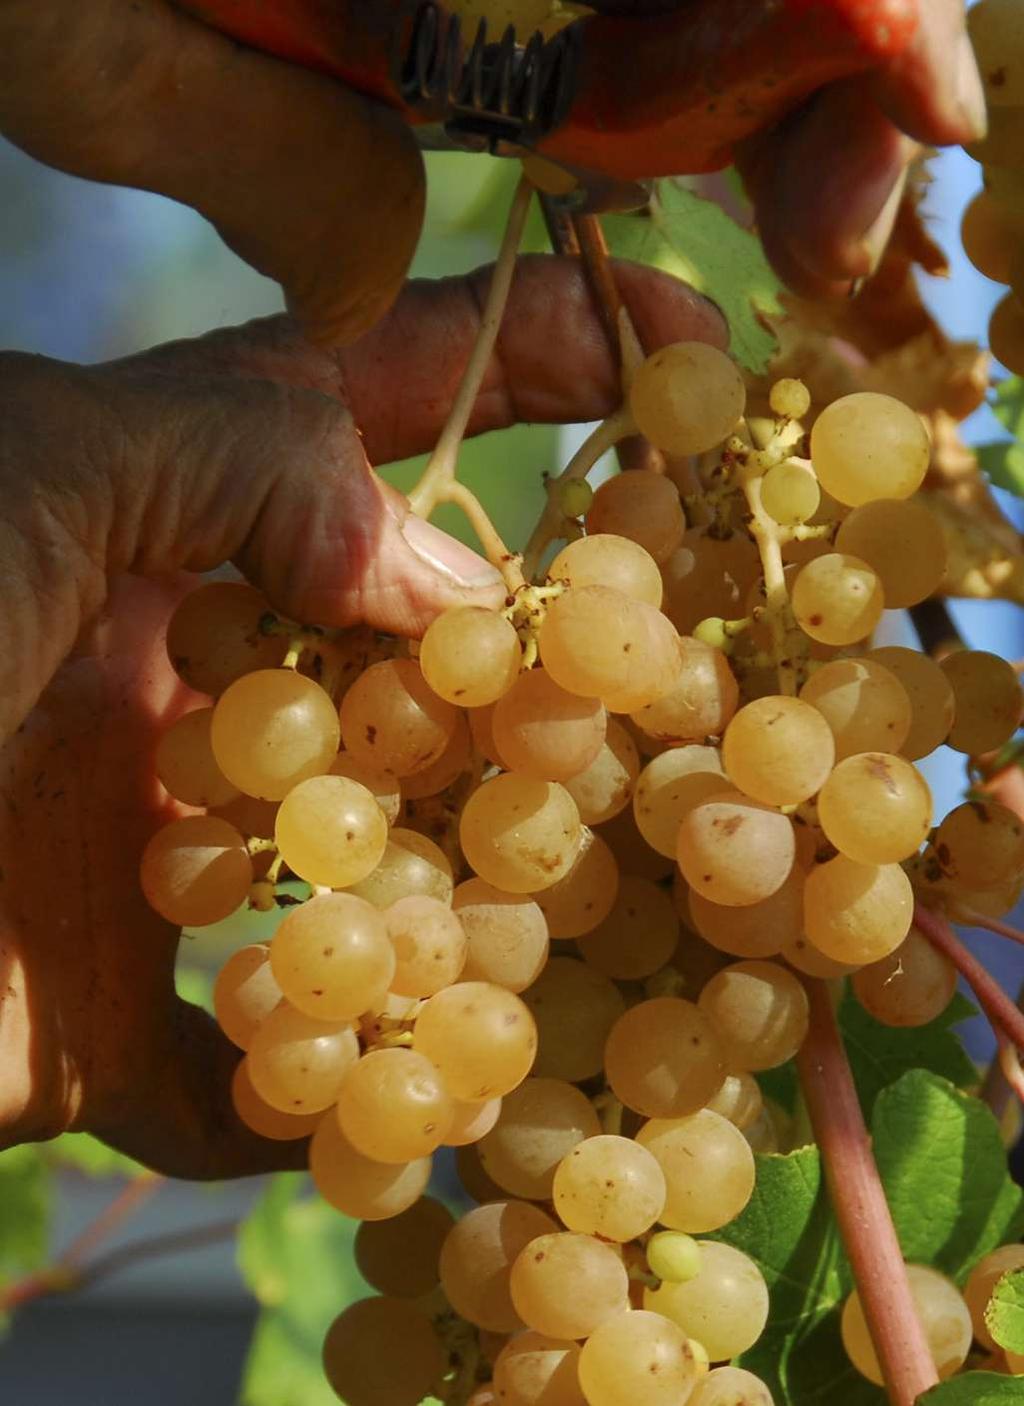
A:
[
  {"xmin": 736, "ymin": 441, "xmax": 798, "ymax": 696},
  {"xmin": 998, "ymin": 1040, "xmax": 1024, "ymax": 1108},
  {"xmin": 795, "ymin": 978, "xmax": 939, "ymax": 1406},
  {"xmin": 913, "ymin": 902, "xmax": 1024, "ymax": 1053},
  {"xmin": 960, "ymin": 910, "xmax": 1024, "ymax": 948}
]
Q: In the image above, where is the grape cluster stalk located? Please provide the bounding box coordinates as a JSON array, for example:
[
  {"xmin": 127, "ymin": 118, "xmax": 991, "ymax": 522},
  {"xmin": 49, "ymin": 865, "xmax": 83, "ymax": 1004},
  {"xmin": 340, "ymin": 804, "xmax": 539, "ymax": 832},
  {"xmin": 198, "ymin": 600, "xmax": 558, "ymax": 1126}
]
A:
[{"xmin": 140, "ymin": 135, "xmax": 1024, "ymax": 1406}]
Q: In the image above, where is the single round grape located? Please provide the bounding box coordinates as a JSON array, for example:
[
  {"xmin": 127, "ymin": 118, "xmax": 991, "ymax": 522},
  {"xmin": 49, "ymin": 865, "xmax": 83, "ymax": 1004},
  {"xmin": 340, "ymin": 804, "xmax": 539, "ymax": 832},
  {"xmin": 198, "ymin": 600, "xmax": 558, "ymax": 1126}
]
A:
[
  {"xmin": 605, "ymin": 996, "xmax": 726, "ymax": 1118},
  {"xmin": 230, "ymin": 1057, "xmax": 321, "ymax": 1141},
  {"xmin": 211, "ymin": 669, "xmax": 340, "ymax": 800},
  {"xmin": 810, "ymin": 392, "xmax": 930, "ymax": 507},
  {"xmin": 339, "ymin": 657, "xmax": 458, "ymax": 777},
  {"xmin": 538, "ymin": 586, "xmax": 682, "ymax": 711},
  {"xmin": 936, "ymin": 799, "xmax": 1024, "ymax": 888},
  {"xmin": 548, "ymin": 534, "xmax": 663, "ymax": 608},
  {"xmin": 460, "ymin": 774, "xmax": 582, "ymax": 894},
  {"xmin": 803, "ymin": 854, "xmax": 913, "ymax": 964},
  {"xmin": 522, "ymin": 957, "xmax": 625, "ymax": 1083},
  {"xmin": 631, "ymin": 637, "xmax": 739, "ymax": 746},
  {"xmin": 962, "ymin": 189, "xmax": 1020, "ymax": 283},
  {"xmin": 310, "ymin": 1114, "xmax": 431, "ymax": 1219},
  {"xmin": 400, "ymin": 713, "xmax": 473, "ymax": 800},
  {"xmin": 662, "ymin": 531, "xmax": 762, "ymax": 637},
  {"xmin": 835, "ymin": 499, "xmax": 947, "ymax": 608},
  {"xmin": 643, "ymin": 1241, "xmax": 769, "ymax": 1360},
  {"xmin": 841, "ymin": 1264, "xmax": 972, "ymax": 1384},
  {"xmin": 792, "ymin": 553, "xmax": 884, "ymax": 647},
  {"xmin": 270, "ymin": 892, "xmax": 394, "ymax": 1020},
  {"xmin": 629, "ymin": 342, "xmax": 746, "ymax": 456},
  {"xmin": 584, "ymin": 470, "xmax": 687, "ymax": 564},
  {"xmin": 966, "ymin": 98, "xmax": 1024, "ymax": 163},
  {"xmin": 687, "ymin": 864, "xmax": 802, "ymax": 959},
  {"xmin": 510, "ymin": 1232, "xmax": 629, "ymax": 1339},
  {"xmin": 214, "ymin": 943, "xmax": 281, "ymax": 1049},
  {"xmin": 478, "ymin": 1077, "xmax": 600, "ymax": 1201},
  {"xmin": 989, "ymin": 291, "xmax": 1024, "ymax": 374},
  {"xmin": 761, "ymin": 459, "xmax": 820, "ymax": 526},
  {"xmin": 564, "ymin": 718, "xmax": 640, "ymax": 826},
  {"xmin": 336, "ymin": 1048, "xmax": 453, "ymax": 1162},
  {"xmin": 346, "ymin": 827, "xmax": 454, "ymax": 907},
  {"xmin": 165, "ymin": 581, "xmax": 286, "ymax": 695},
  {"xmin": 322, "ymin": 1296, "xmax": 445, "ymax": 1406},
  {"xmin": 800, "ymin": 657, "xmax": 912, "ymax": 760},
  {"xmin": 769, "ymin": 377, "xmax": 811, "ymax": 420},
  {"xmin": 531, "ymin": 830, "xmax": 619, "ymax": 940},
  {"xmin": 970, "ymin": 0, "xmax": 1024, "ymax": 105},
  {"xmin": 576, "ymin": 874, "xmax": 677, "ymax": 979},
  {"xmin": 722, "ymin": 696, "xmax": 835, "ymax": 807},
  {"xmin": 677, "ymin": 789, "xmax": 796, "ymax": 906},
  {"xmin": 647, "ymin": 1231, "xmax": 702, "ymax": 1284},
  {"xmin": 439, "ymin": 1200, "xmax": 557, "ymax": 1332},
  {"xmin": 599, "ymin": 805, "xmax": 675, "ymax": 883},
  {"xmin": 444, "ymin": 1095, "xmax": 503, "ymax": 1147},
  {"xmin": 633, "ymin": 745, "xmax": 725, "ymax": 859},
  {"xmin": 383, "ymin": 894, "xmax": 467, "ymax": 997},
  {"xmin": 941, "ymin": 650, "xmax": 1022, "ymax": 755},
  {"xmin": 140, "ymin": 815, "xmax": 252, "ymax": 928},
  {"xmin": 330, "ymin": 752, "xmax": 401, "ymax": 824},
  {"xmin": 964, "ymin": 1244, "xmax": 1024, "ymax": 1350},
  {"xmin": 493, "ymin": 669, "xmax": 607, "ymax": 783},
  {"xmin": 274, "ymin": 773, "xmax": 387, "ymax": 888},
  {"xmin": 493, "ymin": 1331, "xmax": 586, "ymax": 1406},
  {"xmin": 781, "ymin": 933, "xmax": 858, "ymax": 980},
  {"xmin": 705, "ymin": 1071, "xmax": 764, "ymax": 1131},
  {"xmin": 419, "ymin": 605, "xmax": 522, "ymax": 707},
  {"xmin": 454, "ymin": 879, "xmax": 550, "ymax": 993},
  {"xmin": 689, "ymin": 1366, "xmax": 775, "ymax": 1406},
  {"xmin": 155, "ymin": 707, "xmax": 240, "ymax": 807},
  {"xmin": 866, "ymin": 646, "xmax": 955, "ymax": 760},
  {"xmin": 818, "ymin": 751, "xmax": 932, "ymax": 865},
  {"xmin": 413, "ymin": 982, "xmax": 537, "ymax": 1101},
  {"xmin": 354, "ymin": 1195, "xmax": 454, "ymax": 1298},
  {"xmin": 698, "ymin": 960, "xmax": 809, "ymax": 1072},
  {"xmin": 248, "ymin": 1002, "xmax": 359, "ymax": 1113},
  {"xmin": 852, "ymin": 927, "xmax": 957, "ymax": 1027},
  {"xmin": 638, "ymin": 1110, "xmax": 755, "ymax": 1232},
  {"xmin": 552, "ymin": 1134, "xmax": 666, "ymax": 1241},
  {"xmin": 578, "ymin": 1309, "xmax": 700, "ymax": 1406}
]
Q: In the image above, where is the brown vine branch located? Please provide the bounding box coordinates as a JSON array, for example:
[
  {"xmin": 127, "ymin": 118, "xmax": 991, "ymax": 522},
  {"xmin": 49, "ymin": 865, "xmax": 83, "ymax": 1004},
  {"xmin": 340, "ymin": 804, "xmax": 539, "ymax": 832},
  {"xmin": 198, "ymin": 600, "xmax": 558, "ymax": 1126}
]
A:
[
  {"xmin": 914, "ymin": 903, "xmax": 1024, "ymax": 1053},
  {"xmin": 796, "ymin": 977, "xmax": 939, "ymax": 1406}
]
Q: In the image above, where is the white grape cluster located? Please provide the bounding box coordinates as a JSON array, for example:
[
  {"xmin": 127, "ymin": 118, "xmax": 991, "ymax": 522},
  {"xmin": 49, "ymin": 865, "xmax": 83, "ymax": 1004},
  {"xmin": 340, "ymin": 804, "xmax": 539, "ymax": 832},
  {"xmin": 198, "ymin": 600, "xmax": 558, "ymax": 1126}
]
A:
[{"xmin": 140, "ymin": 340, "xmax": 1024, "ymax": 1403}]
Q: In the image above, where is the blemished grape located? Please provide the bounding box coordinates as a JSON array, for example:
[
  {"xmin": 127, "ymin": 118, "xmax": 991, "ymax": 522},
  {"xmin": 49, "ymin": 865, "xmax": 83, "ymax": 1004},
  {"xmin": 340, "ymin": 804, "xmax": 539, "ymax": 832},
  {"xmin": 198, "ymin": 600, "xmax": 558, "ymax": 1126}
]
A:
[
  {"xmin": 339, "ymin": 658, "xmax": 457, "ymax": 777},
  {"xmin": 936, "ymin": 799, "xmax": 1024, "ymax": 888},
  {"xmin": 478, "ymin": 1077, "xmax": 600, "ymax": 1200},
  {"xmin": 705, "ymin": 1072, "xmax": 764, "ymax": 1131},
  {"xmin": 963, "ymin": 1244, "xmax": 1024, "ymax": 1350},
  {"xmin": 662, "ymin": 531, "xmax": 762, "ymax": 636},
  {"xmin": 419, "ymin": 605, "xmax": 522, "ymax": 707},
  {"xmin": 522, "ymin": 957, "xmax": 625, "ymax": 1083},
  {"xmin": 638, "ymin": 1110, "xmax": 755, "ymax": 1232},
  {"xmin": 769, "ymin": 377, "xmax": 811, "ymax": 420},
  {"xmin": 584, "ymin": 470, "xmax": 687, "ymax": 564},
  {"xmin": 548, "ymin": 534, "xmax": 663, "ymax": 608},
  {"xmin": 444, "ymin": 1095, "xmax": 503, "ymax": 1147},
  {"xmin": 866, "ymin": 646, "xmax": 955, "ymax": 760},
  {"xmin": 166, "ymin": 581, "xmax": 286, "ymax": 695},
  {"xmin": 677, "ymin": 789, "xmax": 796, "ymax": 906},
  {"xmin": 629, "ymin": 341, "xmax": 747, "ymax": 456},
  {"xmin": 538, "ymin": 585, "xmax": 682, "ymax": 711},
  {"xmin": 453, "ymin": 879, "xmax": 550, "ymax": 992},
  {"xmin": 760, "ymin": 459, "xmax": 820, "ymax": 526},
  {"xmin": 336, "ymin": 1048, "xmax": 453, "ymax": 1162},
  {"xmin": 792, "ymin": 553, "xmax": 884, "ymax": 646},
  {"xmin": 140, "ymin": 815, "xmax": 252, "ymax": 928},
  {"xmin": 248, "ymin": 1002, "xmax": 359, "ymax": 1114},
  {"xmin": 510, "ymin": 1232, "xmax": 629, "ymax": 1339},
  {"xmin": 155, "ymin": 707, "xmax": 239, "ymax": 807},
  {"xmin": 322, "ymin": 1296, "xmax": 445, "ymax": 1406},
  {"xmin": 644, "ymin": 1241, "xmax": 769, "ymax": 1361},
  {"xmin": 969, "ymin": 0, "xmax": 1024, "ymax": 104},
  {"xmin": 552, "ymin": 1135, "xmax": 666, "ymax": 1242},
  {"xmin": 781, "ymin": 935, "xmax": 857, "ymax": 980},
  {"xmin": 385, "ymin": 894, "xmax": 467, "ymax": 997},
  {"xmin": 960, "ymin": 191, "xmax": 1018, "ymax": 284},
  {"xmin": 576, "ymin": 874, "xmax": 677, "ymax": 979},
  {"xmin": 214, "ymin": 943, "xmax": 281, "ymax": 1050},
  {"xmin": 688, "ymin": 1366, "xmax": 775, "ymax": 1406},
  {"xmin": 400, "ymin": 713, "xmax": 473, "ymax": 800},
  {"xmin": 578, "ymin": 1309, "xmax": 700, "ymax": 1406},
  {"xmin": 835, "ymin": 499, "xmax": 947, "ymax": 608},
  {"xmin": 605, "ymin": 996, "xmax": 726, "ymax": 1117},
  {"xmin": 346, "ymin": 827, "xmax": 453, "ymax": 907},
  {"xmin": 270, "ymin": 892, "xmax": 394, "ymax": 1020},
  {"xmin": 841, "ymin": 1264, "xmax": 972, "ymax": 1384},
  {"xmin": 804, "ymin": 854, "xmax": 913, "ymax": 964},
  {"xmin": 817, "ymin": 752, "xmax": 932, "ymax": 865},
  {"xmin": 211, "ymin": 669, "xmax": 340, "ymax": 801},
  {"xmin": 274, "ymin": 773, "xmax": 387, "ymax": 888},
  {"xmin": 633, "ymin": 745, "xmax": 725, "ymax": 858},
  {"xmin": 940, "ymin": 650, "xmax": 1022, "ymax": 755},
  {"xmin": 630, "ymin": 636, "xmax": 739, "ymax": 745},
  {"xmin": 493, "ymin": 1332, "xmax": 586, "ymax": 1406},
  {"xmin": 687, "ymin": 865, "xmax": 802, "ymax": 959},
  {"xmin": 460, "ymin": 774, "xmax": 582, "ymax": 894},
  {"xmin": 646, "ymin": 1231, "xmax": 702, "ymax": 1284},
  {"xmin": 851, "ymin": 927, "xmax": 957, "ymax": 1027},
  {"xmin": 413, "ymin": 981, "xmax": 537, "ymax": 1101},
  {"xmin": 697, "ymin": 961, "xmax": 809, "ymax": 1072},
  {"xmin": 989, "ymin": 292, "xmax": 1024, "ymax": 374},
  {"xmin": 800, "ymin": 657, "xmax": 912, "ymax": 760},
  {"xmin": 230, "ymin": 1058, "xmax": 321, "ymax": 1141},
  {"xmin": 310, "ymin": 1113, "xmax": 431, "ymax": 1219},
  {"xmin": 354, "ymin": 1196, "xmax": 454, "ymax": 1299},
  {"xmin": 531, "ymin": 830, "xmax": 619, "ymax": 939},
  {"xmin": 439, "ymin": 1200, "xmax": 558, "ymax": 1332},
  {"xmin": 564, "ymin": 718, "xmax": 640, "ymax": 825},
  {"xmin": 722, "ymin": 696, "xmax": 835, "ymax": 807},
  {"xmin": 810, "ymin": 391, "xmax": 930, "ymax": 506},
  {"xmin": 331, "ymin": 753, "xmax": 401, "ymax": 825},
  {"xmin": 493, "ymin": 669, "xmax": 607, "ymax": 782}
]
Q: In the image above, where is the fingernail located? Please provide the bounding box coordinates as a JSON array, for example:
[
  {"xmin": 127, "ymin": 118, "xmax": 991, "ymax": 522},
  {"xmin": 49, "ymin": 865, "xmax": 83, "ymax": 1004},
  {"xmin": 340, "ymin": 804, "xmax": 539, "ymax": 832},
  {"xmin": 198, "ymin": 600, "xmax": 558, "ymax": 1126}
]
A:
[
  {"xmin": 860, "ymin": 167, "xmax": 909, "ymax": 277},
  {"xmin": 400, "ymin": 511, "xmax": 503, "ymax": 588},
  {"xmin": 955, "ymin": 27, "xmax": 989, "ymax": 141}
]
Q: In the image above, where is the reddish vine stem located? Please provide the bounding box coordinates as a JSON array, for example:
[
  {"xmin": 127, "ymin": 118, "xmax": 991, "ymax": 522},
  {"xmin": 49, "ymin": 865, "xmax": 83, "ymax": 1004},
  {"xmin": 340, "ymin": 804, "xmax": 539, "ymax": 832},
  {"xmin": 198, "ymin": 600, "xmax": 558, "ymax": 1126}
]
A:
[
  {"xmin": 914, "ymin": 902, "xmax": 1024, "ymax": 1052},
  {"xmin": 962, "ymin": 910, "xmax": 1024, "ymax": 948},
  {"xmin": 796, "ymin": 978, "xmax": 939, "ymax": 1406}
]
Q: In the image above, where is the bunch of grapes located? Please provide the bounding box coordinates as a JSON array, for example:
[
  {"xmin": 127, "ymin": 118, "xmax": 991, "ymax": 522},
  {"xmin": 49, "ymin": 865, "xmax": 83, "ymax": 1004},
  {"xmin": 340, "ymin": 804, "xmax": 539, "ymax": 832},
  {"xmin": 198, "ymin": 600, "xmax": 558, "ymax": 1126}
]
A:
[{"xmin": 140, "ymin": 334, "xmax": 1024, "ymax": 1404}]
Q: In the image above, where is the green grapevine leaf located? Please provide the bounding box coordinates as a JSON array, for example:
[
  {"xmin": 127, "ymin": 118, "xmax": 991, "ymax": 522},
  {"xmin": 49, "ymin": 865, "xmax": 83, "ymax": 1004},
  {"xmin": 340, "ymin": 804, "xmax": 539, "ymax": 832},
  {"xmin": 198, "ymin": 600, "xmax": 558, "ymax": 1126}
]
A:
[
  {"xmin": 872, "ymin": 1071, "xmax": 1024, "ymax": 1279},
  {"xmin": 986, "ymin": 1270, "xmax": 1024, "ymax": 1355},
  {"xmin": 43, "ymin": 1134, "xmax": 143, "ymax": 1180},
  {"xmin": 0, "ymin": 1145, "xmax": 49, "ymax": 1279},
  {"xmin": 976, "ymin": 440, "xmax": 1024, "ymax": 498},
  {"xmin": 918, "ymin": 1374, "xmax": 1024, "ymax": 1404},
  {"xmin": 175, "ymin": 963, "xmax": 214, "ymax": 1012},
  {"xmin": 839, "ymin": 990, "xmax": 977, "ymax": 1117},
  {"xmin": 604, "ymin": 181, "xmax": 783, "ymax": 373},
  {"xmin": 991, "ymin": 377, "xmax": 1024, "ymax": 439}
]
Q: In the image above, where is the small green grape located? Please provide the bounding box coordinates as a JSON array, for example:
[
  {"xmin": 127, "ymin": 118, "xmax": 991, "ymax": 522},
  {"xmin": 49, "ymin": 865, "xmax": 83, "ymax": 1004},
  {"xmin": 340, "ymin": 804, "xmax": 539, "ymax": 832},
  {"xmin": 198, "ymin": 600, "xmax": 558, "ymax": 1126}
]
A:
[
  {"xmin": 647, "ymin": 1230, "xmax": 702, "ymax": 1284},
  {"xmin": 555, "ymin": 478, "xmax": 594, "ymax": 519}
]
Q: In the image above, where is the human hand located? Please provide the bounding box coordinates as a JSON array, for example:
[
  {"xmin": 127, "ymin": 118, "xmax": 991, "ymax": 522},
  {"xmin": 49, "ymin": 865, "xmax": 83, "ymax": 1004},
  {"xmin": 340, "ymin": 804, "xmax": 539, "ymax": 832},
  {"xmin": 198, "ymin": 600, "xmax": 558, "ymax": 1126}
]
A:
[{"xmin": 0, "ymin": 256, "xmax": 725, "ymax": 1177}]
